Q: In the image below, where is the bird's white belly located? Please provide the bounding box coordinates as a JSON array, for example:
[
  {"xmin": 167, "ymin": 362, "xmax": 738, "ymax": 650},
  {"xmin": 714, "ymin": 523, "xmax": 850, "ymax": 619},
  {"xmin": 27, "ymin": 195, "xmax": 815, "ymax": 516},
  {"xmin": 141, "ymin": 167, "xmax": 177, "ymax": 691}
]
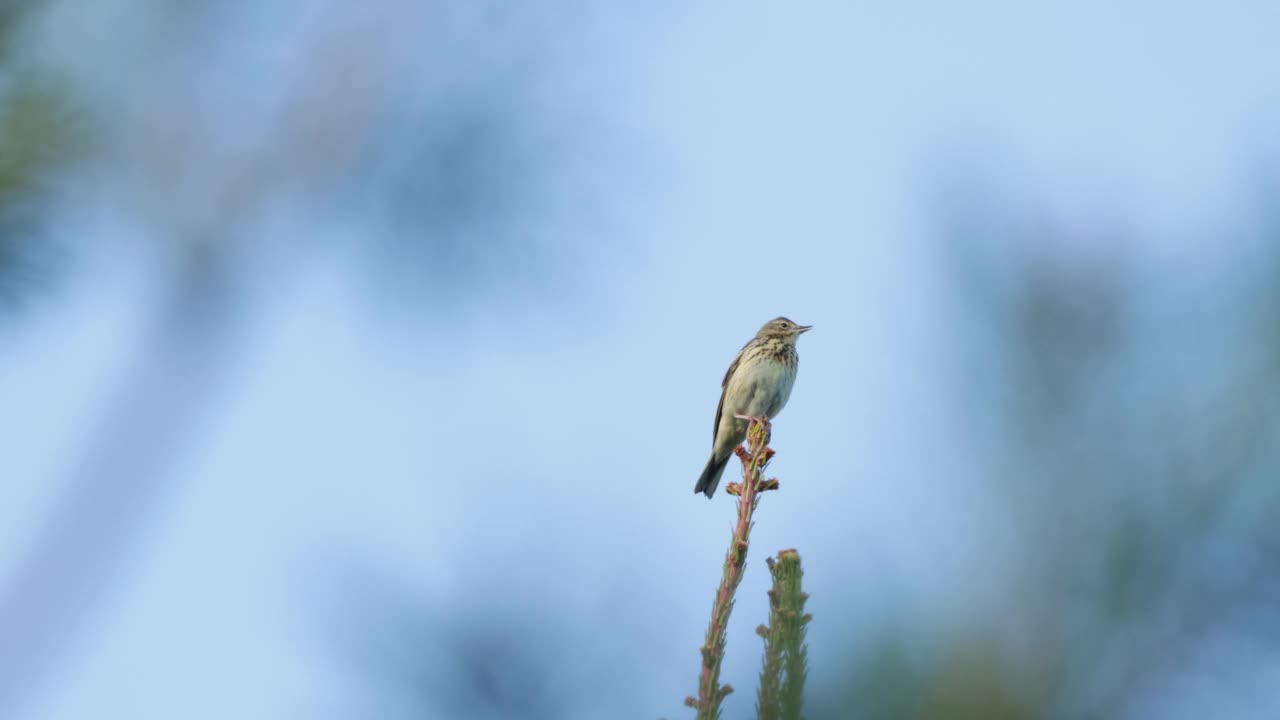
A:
[{"xmin": 727, "ymin": 363, "xmax": 796, "ymax": 419}]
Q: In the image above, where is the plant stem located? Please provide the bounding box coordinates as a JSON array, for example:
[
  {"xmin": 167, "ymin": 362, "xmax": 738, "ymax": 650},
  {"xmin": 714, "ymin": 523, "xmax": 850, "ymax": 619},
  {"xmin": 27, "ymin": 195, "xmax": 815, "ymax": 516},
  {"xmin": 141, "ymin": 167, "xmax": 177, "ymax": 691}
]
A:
[
  {"xmin": 756, "ymin": 555, "xmax": 785, "ymax": 720},
  {"xmin": 773, "ymin": 549, "xmax": 810, "ymax": 720},
  {"xmin": 688, "ymin": 418, "xmax": 773, "ymax": 720}
]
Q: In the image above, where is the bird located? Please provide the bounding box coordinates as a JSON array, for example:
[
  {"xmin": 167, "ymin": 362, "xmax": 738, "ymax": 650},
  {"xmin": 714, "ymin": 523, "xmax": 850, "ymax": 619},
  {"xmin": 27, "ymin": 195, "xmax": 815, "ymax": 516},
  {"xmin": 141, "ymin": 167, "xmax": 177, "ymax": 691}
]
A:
[{"xmin": 695, "ymin": 317, "xmax": 811, "ymax": 498}]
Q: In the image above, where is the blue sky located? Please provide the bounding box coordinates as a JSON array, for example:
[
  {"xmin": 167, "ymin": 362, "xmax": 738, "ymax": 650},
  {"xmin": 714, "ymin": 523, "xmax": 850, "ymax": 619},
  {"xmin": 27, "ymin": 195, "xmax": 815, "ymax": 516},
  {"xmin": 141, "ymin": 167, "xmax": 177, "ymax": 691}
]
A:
[{"xmin": 3, "ymin": 1, "xmax": 1280, "ymax": 718}]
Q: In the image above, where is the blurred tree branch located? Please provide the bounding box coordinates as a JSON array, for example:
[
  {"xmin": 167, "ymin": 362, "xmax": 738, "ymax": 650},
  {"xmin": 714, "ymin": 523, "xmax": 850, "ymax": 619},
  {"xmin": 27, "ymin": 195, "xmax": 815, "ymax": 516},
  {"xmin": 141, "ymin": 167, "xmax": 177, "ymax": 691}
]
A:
[
  {"xmin": 0, "ymin": 4, "xmax": 627, "ymax": 716},
  {"xmin": 817, "ymin": 172, "xmax": 1280, "ymax": 718}
]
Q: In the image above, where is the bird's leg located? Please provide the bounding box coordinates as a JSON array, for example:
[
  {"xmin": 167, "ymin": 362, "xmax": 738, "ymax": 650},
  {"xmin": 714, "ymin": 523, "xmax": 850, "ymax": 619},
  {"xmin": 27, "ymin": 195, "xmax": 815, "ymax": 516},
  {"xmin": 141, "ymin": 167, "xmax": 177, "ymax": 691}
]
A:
[
  {"xmin": 730, "ymin": 414, "xmax": 775, "ymax": 466},
  {"xmin": 734, "ymin": 414, "xmax": 773, "ymax": 452}
]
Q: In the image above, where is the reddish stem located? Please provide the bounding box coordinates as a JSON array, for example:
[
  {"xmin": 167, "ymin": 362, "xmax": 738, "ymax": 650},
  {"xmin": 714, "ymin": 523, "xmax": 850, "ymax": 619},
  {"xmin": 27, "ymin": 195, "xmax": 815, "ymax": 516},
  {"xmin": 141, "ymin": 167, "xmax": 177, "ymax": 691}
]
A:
[{"xmin": 692, "ymin": 419, "xmax": 772, "ymax": 719}]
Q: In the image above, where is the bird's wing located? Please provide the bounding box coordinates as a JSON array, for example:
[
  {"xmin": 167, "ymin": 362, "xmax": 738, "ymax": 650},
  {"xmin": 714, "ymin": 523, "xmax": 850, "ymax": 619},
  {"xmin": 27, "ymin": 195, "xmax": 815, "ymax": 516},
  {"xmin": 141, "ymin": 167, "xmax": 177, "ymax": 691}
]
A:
[{"xmin": 712, "ymin": 349, "xmax": 743, "ymax": 441}]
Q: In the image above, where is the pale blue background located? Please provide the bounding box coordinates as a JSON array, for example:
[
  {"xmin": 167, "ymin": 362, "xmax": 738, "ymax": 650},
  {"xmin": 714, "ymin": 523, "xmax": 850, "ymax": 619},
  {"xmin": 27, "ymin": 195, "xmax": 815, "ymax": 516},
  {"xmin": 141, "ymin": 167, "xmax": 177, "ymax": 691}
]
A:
[{"xmin": 2, "ymin": 1, "xmax": 1279, "ymax": 718}]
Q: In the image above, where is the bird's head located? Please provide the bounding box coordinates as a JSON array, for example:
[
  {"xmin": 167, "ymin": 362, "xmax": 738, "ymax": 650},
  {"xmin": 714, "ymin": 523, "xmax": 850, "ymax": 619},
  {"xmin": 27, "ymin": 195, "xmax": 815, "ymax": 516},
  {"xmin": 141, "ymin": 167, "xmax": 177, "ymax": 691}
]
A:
[{"xmin": 757, "ymin": 317, "xmax": 812, "ymax": 343}]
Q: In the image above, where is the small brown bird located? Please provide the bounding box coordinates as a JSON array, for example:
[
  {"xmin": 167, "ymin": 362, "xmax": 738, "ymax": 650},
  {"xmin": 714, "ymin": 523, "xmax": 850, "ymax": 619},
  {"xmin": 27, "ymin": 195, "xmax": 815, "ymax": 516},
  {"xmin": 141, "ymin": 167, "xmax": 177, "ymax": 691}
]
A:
[{"xmin": 695, "ymin": 317, "xmax": 811, "ymax": 498}]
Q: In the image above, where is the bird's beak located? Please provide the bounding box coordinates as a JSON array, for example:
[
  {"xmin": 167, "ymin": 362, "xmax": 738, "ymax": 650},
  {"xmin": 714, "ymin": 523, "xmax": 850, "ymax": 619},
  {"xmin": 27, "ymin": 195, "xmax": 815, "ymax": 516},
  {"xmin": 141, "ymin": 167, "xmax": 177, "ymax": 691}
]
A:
[{"xmin": 796, "ymin": 325, "xmax": 813, "ymax": 334}]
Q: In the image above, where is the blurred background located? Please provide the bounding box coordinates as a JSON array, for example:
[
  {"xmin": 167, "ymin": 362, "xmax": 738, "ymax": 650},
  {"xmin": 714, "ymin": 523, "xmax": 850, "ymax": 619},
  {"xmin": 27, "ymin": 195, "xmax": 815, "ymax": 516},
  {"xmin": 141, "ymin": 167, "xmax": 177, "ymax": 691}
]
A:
[{"xmin": 2, "ymin": 1, "xmax": 1279, "ymax": 718}]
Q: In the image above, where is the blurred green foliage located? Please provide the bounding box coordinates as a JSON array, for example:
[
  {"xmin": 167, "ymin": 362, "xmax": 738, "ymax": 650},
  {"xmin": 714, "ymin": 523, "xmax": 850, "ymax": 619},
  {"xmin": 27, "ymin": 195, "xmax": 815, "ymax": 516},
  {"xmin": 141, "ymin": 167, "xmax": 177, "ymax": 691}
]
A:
[
  {"xmin": 0, "ymin": 78, "xmax": 76, "ymax": 197},
  {"xmin": 0, "ymin": 1, "xmax": 84, "ymax": 309},
  {"xmin": 811, "ymin": 180, "xmax": 1280, "ymax": 719}
]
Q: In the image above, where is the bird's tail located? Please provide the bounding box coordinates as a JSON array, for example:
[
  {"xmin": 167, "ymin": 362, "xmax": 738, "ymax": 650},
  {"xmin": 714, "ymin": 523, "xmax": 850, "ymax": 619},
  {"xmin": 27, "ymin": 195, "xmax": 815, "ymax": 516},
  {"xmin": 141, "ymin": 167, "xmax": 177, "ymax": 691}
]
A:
[{"xmin": 694, "ymin": 453, "xmax": 731, "ymax": 498}]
